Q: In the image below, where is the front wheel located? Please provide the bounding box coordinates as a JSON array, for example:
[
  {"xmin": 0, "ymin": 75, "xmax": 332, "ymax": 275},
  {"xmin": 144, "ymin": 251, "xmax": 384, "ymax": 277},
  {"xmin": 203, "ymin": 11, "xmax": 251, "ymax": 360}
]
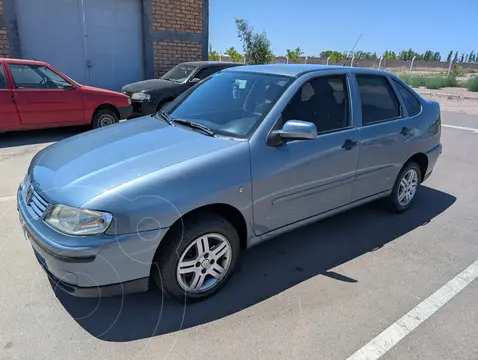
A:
[
  {"xmin": 152, "ymin": 214, "xmax": 240, "ymax": 302},
  {"xmin": 92, "ymin": 109, "xmax": 119, "ymax": 129},
  {"xmin": 387, "ymin": 161, "xmax": 421, "ymax": 213}
]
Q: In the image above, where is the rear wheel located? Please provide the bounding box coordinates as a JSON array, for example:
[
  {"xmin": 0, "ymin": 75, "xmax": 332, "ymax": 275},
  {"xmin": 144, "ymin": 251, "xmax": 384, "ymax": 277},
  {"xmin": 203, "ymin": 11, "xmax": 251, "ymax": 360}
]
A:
[
  {"xmin": 152, "ymin": 214, "xmax": 240, "ymax": 302},
  {"xmin": 92, "ymin": 109, "xmax": 119, "ymax": 129},
  {"xmin": 387, "ymin": 161, "xmax": 421, "ymax": 213}
]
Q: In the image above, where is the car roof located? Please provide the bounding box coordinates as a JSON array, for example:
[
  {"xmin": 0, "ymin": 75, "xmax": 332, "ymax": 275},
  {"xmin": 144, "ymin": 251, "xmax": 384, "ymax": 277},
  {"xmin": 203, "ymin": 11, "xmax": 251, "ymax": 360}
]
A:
[
  {"xmin": 0, "ymin": 57, "xmax": 49, "ymax": 66},
  {"xmin": 181, "ymin": 61, "xmax": 242, "ymax": 68},
  {"xmin": 224, "ymin": 64, "xmax": 392, "ymax": 77}
]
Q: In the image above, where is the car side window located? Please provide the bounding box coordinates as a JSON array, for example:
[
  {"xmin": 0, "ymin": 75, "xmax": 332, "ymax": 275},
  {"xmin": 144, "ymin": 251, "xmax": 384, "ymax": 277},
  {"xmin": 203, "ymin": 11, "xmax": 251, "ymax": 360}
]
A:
[
  {"xmin": 281, "ymin": 75, "xmax": 350, "ymax": 134},
  {"xmin": 9, "ymin": 64, "xmax": 70, "ymax": 89},
  {"xmin": 194, "ymin": 67, "xmax": 219, "ymax": 80},
  {"xmin": 0, "ymin": 64, "xmax": 7, "ymax": 89},
  {"xmin": 356, "ymin": 75, "xmax": 401, "ymax": 125},
  {"xmin": 393, "ymin": 80, "xmax": 421, "ymax": 117}
]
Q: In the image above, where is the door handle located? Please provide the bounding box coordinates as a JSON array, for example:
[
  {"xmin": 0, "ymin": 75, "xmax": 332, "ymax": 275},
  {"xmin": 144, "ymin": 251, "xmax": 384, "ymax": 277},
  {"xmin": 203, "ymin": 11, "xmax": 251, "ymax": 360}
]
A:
[
  {"xmin": 11, "ymin": 95, "xmax": 15, "ymax": 102},
  {"xmin": 400, "ymin": 126, "xmax": 412, "ymax": 136},
  {"xmin": 342, "ymin": 139, "xmax": 358, "ymax": 151}
]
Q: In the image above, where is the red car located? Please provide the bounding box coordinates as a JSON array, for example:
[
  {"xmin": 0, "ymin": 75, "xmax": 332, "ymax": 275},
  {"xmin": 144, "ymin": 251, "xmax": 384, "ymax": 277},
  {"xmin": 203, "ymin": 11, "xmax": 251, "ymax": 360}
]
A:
[{"xmin": 0, "ymin": 58, "xmax": 132, "ymax": 132}]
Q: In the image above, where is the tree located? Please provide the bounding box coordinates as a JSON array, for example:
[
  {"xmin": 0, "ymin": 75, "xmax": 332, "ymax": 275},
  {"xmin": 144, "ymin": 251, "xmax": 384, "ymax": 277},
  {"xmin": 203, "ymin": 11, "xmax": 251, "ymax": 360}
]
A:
[
  {"xmin": 286, "ymin": 47, "xmax": 304, "ymax": 63},
  {"xmin": 446, "ymin": 50, "xmax": 453, "ymax": 62},
  {"xmin": 460, "ymin": 53, "xmax": 465, "ymax": 62},
  {"xmin": 454, "ymin": 51, "xmax": 459, "ymax": 62},
  {"xmin": 225, "ymin": 47, "xmax": 243, "ymax": 63},
  {"xmin": 433, "ymin": 51, "xmax": 441, "ymax": 61},
  {"xmin": 470, "ymin": 50, "xmax": 476, "ymax": 62},
  {"xmin": 208, "ymin": 45, "xmax": 220, "ymax": 61},
  {"xmin": 235, "ymin": 19, "xmax": 275, "ymax": 65},
  {"xmin": 319, "ymin": 50, "xmax": 333, "ymax": 58},
  {"xmin": 383, "ymin": 50, "xmax": 397, "ymax": 60}
]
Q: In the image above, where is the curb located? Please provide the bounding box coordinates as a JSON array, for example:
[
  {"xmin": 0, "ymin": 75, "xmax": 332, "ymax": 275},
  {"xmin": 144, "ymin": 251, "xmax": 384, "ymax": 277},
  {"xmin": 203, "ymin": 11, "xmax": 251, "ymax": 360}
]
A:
[{"xmin": 416, "ymin": 91, "xmax": 478, "ymax": 101}]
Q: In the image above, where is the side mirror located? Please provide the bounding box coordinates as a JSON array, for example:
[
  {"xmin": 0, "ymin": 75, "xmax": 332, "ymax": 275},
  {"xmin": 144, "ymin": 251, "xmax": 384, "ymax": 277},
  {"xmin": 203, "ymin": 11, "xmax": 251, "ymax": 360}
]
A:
[
  {"xmin": 63, "ymin": 84, "xmax": 76, "ymax": 90},
  {"xmin": 273, "ymin": 120, "xmax": 317, "ymax": 143},
  {"xmin": 189, "ymin": 77, "xmax": 201, "ymax": 84}
]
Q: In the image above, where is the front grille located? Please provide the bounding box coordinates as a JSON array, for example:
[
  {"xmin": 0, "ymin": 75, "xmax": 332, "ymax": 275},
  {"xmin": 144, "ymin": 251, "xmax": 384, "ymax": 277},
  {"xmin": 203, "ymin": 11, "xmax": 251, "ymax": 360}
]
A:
[{"xmin": 26, "ymin": 185, "xmax": 49, "ymax": 218}]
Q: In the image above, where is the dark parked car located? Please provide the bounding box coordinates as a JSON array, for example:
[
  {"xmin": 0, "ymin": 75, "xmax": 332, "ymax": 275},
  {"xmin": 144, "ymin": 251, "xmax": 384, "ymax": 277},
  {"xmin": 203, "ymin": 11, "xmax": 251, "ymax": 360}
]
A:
[
  {"xmin": 18, "ymin": 65, "xmax": 441, "ymax": 302},
  {"xmin": 121, "ymin": 61, "xmax": 242, "ymax": 116}
]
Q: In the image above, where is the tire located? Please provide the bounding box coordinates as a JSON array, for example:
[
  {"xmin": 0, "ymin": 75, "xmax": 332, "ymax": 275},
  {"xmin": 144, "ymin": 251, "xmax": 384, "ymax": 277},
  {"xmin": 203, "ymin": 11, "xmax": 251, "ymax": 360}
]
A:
[
  {"xmin": 386, "ymin": 161, "xmax": 422, "ymax": 213},
  {"xmin": 152, "ymin": 214, "xmax": 240, "ymax": 302},
  {"xmin": 92, "ymin": 109, "xmax": 119, "ymax": 129}
]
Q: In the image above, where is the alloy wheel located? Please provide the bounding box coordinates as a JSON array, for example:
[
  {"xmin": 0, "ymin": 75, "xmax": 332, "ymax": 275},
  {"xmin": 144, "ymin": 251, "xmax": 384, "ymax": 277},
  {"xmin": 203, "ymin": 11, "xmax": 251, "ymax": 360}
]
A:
[
  {"xmin": 176, "ymin": 233, "xmax": 232, "ymax": 293},
  {"xmin": 398, "ymin": 168, "xmax": 418, "ymax": 207}
]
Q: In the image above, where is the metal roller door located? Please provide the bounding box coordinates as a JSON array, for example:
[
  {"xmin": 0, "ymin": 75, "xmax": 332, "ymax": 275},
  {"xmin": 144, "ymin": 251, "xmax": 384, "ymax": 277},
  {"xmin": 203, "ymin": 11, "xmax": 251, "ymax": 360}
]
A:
[{"xmin": 16, "ymin": 0, "xmax": 144, "ymax": 90}]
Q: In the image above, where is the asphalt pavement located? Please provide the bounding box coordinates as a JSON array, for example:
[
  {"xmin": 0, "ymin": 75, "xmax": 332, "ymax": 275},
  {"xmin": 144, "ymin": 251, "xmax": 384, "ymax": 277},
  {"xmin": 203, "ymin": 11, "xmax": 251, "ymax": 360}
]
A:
[{"xmin": 0, "ymin": 112, "xmax": 477, "ymax": 360}]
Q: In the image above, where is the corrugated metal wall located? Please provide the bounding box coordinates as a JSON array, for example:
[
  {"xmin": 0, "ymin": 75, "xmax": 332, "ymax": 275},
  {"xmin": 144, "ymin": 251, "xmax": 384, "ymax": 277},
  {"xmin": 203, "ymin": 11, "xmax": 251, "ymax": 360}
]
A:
[{"xmin": 16, "ymin": 0, "xmax": 144, "ymax": 90}]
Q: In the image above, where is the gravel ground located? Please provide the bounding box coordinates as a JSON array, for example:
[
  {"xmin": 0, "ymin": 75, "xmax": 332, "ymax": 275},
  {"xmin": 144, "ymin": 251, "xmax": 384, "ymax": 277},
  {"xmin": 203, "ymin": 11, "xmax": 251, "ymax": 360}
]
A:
[{"xmin": 415, "ymin": 87, "xmax": 478, "ymax": 116}]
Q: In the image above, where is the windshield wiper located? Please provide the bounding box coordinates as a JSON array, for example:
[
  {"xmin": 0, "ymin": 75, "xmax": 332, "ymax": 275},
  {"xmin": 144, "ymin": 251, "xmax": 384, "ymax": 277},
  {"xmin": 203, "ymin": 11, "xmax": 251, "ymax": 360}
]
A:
[
  {"xmin": 155, "ymin": 110, "xmax": 173, "ymax": 125},
  {"xmin": 172, "ymin": 119, "xmax": 215, "ymax": 137}
]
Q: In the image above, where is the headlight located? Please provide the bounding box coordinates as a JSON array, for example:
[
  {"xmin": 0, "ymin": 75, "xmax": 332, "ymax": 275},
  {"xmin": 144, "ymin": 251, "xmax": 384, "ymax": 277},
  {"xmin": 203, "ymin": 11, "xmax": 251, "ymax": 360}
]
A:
[
  {"xmin": 45, "ymin": 204, "xmax": 113, "ymax": 236},
  {"xmin": 131, "ymin": 92, "xmax": 151, "ymax": 101}
]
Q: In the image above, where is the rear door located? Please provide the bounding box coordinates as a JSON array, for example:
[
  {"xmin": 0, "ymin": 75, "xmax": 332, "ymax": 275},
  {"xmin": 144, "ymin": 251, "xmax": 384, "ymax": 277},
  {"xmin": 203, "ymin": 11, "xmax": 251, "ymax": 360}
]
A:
[
  {"xmin": 8, "ymin": 63, "xmax": 84, "ymax": 126},
  {"xmin": 351, "ymin": 73, "xmax": 411, "ymax": 202},
  {"xmin": 0, "ymin": 62, "xmax": 21, "ymax": 131}
]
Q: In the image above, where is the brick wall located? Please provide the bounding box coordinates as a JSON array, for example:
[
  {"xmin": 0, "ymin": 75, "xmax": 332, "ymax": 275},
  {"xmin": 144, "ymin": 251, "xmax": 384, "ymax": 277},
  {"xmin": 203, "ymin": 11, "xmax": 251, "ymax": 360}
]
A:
[
  {"xmin": 154, "ymin": 40, "xmax": 202, "ymax": 77},
  {"xmin": 152, "ymin": 0, "xmax": 204, "ymax": 77},
  {"xmin": 0, "ymin": 0, "xmax": 9, "ymax": 58}
]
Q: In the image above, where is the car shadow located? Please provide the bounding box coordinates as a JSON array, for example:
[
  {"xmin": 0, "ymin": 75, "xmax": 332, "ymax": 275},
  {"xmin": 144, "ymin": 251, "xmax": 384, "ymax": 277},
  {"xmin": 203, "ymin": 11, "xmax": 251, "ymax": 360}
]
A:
[
  {"xmin": 0, "ymin": 126, "xmax": 87, "ymax": 149},
  {"xmin": 55, "ymin": 186, "xmax": 455, "ymax": 342}
]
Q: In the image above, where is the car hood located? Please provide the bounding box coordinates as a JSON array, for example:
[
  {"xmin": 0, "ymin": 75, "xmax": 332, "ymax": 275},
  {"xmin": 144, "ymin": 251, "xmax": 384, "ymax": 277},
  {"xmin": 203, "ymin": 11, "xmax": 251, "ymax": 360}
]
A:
[
  {"xmin": 29, "ymin": 116, "xmax": 239, "ymax": 207},
  {"xmin": 121, "ymin": 79, "xmax": 179, "ymax": 93},
  {"xmin": 80, "ymin": 85, "xmax": 125, "ymax": 97}
]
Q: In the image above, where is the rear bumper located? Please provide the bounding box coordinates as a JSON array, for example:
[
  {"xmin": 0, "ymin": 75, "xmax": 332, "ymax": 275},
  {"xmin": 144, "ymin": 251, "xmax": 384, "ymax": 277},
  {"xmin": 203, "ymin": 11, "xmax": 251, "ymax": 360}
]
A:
[
  {"xmin": 118, "ymin": 105, "xmax": 133, "ymax": 120},
  {"xmin": 424, "ymin": 143, "xmax": 442, "ymax": 181}
]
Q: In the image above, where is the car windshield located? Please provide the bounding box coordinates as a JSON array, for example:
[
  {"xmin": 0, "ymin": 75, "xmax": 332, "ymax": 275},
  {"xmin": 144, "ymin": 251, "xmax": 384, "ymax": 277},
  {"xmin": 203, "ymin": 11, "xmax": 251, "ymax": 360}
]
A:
[
  {"xmin": 161, "ymin": 64, "xmax": 197, "ymax": 83},
  {"xmin": 165, "ymin": 71, "xmax": 292, "ymax": 138}
]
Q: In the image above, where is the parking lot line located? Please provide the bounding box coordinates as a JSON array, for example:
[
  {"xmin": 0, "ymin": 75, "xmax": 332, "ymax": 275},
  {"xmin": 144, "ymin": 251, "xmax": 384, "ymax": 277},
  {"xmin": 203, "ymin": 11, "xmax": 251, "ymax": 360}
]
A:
[
  {"xmin": 442, "ymin": 124, "xmax": 478, "ymax": 133},
  {"xmin": 0, "ymin": 195, "xmax": 16, "ymax": 203},
  {"xmin": 346, "ymin": 259, "xmax": 478, "ymax": 360}
]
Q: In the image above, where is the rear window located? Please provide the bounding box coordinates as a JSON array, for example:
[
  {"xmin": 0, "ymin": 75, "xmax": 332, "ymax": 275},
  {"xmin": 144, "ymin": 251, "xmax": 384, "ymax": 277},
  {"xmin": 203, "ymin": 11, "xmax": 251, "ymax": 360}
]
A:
[
  {"xmin": 356, "ymin": 75, "xmax": 401, "ymax": 125},
  {"xmin": 393, "ymin": 80, "xmax": 421, "ymax": 117}
]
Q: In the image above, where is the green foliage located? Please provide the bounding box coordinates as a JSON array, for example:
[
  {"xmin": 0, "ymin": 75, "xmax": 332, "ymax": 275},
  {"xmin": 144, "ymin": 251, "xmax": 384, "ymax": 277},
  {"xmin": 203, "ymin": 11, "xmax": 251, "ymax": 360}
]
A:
[
  {"xmin": 208, "ymin": 45, "xmax": 220, "ymax": 61},
  {"xmin": 400, "ymin": 75, "xmax": 457, "ymax": 89},
  {"xmin": 446, "ymin": 50, "xmax": 453, "ymax": 62},
  {"xmin": 400, "ymin": 75, "xmax": 426, "ymax": 87},
  {"xmin": 225, "ymin": 47, "xmax": 243, "ymax": 63},
  {"xmin": 319, "ymin": 50, "xmax": 344, "ymax": 62},
  {"xmin": 235, "ymin": 19, "xmax": 275, "ymax": 65},
  {"xmin": 467, "ymin": 77, "xmax": 478, "ymax": 92},
  {"xmin": 383, "ymin": 50, "xmax": 397, "ymax": 60},
  {"xmin": 286, "ymin": 47, "xmax": 303, "ymax": 63},
  {"xmin": 452, "ymin": 64, "xmax": 464, "ymax": 77}
]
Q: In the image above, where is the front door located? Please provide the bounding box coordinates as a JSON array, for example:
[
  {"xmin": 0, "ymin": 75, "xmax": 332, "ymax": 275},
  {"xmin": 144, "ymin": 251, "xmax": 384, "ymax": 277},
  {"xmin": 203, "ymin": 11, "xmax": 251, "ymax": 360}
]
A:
[
  {"xmin": 8, "ymin": 63, "xmax": 84, "ymax": 126},
  {"xmin": 0, "ymin": 63, "xmax": 21, "ymax": 131},
  {"xmin": 351, "ymin": 74, "xmax": 411, "ymax": 202},
  {"xmin": 251, "ymin": 72, "xmax": 360, "ymax": 235}
]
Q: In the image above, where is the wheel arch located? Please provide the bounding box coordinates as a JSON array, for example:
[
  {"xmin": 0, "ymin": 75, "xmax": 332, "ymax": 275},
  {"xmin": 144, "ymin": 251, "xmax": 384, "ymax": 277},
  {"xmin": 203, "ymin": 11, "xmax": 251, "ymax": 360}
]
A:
[
  {"xmin": 405, "ymin": 152, "xmax": 428, "ymax": 182},
  {"xmin": 92, "ymin": 103, "xmax": 120, "ymax": 122},
  {"xmin": 149, "ymin": 202, "xmax": 249, "ymax": 281}
]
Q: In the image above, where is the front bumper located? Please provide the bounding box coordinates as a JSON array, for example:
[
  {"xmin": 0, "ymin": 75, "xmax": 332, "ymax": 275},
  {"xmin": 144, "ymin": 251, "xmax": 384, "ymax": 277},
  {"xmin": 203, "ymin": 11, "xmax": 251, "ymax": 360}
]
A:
[
  {"xmin": 118, "ymin": 105, "xmax": 133, "ymax": 120},
  {"xmin": 17, "ymin": 182, "xmax": 168, "ymax": 297},
  {"xmin": 131, "ymin": 99, "xmax": 158, "ymax": 116}
]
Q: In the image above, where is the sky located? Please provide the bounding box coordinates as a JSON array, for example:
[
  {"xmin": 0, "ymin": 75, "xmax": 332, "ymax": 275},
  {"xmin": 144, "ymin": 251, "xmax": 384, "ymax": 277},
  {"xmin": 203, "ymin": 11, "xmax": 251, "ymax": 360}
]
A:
[{"xmin": 209, "ymin": 0, "xmax": 477, "ymax": 59}]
